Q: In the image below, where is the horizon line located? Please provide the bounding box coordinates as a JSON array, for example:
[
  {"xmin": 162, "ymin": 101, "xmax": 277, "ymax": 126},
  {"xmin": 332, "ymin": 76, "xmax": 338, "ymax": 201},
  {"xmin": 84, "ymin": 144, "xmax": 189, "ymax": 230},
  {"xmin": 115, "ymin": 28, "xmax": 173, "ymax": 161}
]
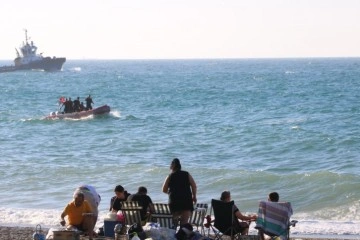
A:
[{"xmin": 1, "ymin": 56, "xmax": 360, "ymax": 61}]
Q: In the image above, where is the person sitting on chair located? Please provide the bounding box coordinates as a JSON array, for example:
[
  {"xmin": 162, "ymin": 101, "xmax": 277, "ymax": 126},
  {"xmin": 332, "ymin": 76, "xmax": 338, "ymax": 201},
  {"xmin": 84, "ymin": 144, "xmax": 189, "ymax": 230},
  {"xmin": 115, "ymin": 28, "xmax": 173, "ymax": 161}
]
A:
[
  {"xmin": 60, "ymin": 192, "xmax": 95, "ymax": 239},
  {"xmin": 258, "ymin": 191, "xmax": 280, "ymax": 240},
  {"xmin": 268, "ymin": 191, "xmax": 279, "ymax": 202},
  {"xmin": 220, "ymin": 191, "xmax": 257, "ymax": 235},
  {"xmin": 109, "ymin": 185, "xmax": 131, "ymax": 212},
  {"xmin": 128, "ymin": 186, "xmax": 155, "ymax": 222}
]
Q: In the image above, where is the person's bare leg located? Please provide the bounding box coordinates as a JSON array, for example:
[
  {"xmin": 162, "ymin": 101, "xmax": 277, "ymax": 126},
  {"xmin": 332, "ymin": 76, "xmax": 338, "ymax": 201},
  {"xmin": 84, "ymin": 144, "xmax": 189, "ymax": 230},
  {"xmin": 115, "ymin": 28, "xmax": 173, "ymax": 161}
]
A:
[
  {"xmin": 238, "ymin": 220, "xmax": 249, "ymax": 235},
  {"xmin": 82, "ymin": 215, "xmax": 95, "ymax": 239},
  {"xmin": 180, "ymin": 210, "xmax": 192, "ymax": 225},
  {"xmin": 258, "ymin": 229, "xmax": 265, "ymax": 240},
  {"xmin": 241, "ymin": 227, "xmax": 249, "ymax": 235},
  {"xmin": 172, "ymin": 211, "xmax": 181, "ymax": 228}
]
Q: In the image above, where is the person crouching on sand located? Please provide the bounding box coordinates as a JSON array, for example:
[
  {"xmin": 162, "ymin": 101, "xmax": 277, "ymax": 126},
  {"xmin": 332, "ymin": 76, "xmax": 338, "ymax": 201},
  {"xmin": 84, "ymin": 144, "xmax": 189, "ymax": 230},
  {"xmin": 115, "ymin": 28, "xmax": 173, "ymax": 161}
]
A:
[{"xmin": 60, "ymin": 192, "xmax": 95, "ymax": 239}]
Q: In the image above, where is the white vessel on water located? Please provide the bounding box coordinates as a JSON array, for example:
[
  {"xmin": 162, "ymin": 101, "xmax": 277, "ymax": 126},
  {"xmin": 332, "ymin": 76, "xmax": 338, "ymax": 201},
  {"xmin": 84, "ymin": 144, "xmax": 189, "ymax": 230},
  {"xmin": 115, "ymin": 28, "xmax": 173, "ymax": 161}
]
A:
[{"xmin": 0, "ymin": 29, "xmax": 66, "ymax": 73}]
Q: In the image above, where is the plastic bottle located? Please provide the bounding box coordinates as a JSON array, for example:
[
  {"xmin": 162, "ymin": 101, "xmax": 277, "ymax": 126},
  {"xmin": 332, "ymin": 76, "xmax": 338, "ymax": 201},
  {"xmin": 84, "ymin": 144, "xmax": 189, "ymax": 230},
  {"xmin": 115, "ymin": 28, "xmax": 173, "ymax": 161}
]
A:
[
  {"xmin": 114, "ymin": 223, "xmax": 122, "ymax": 240},
  {"xmin": 131, "ymin": 232, "xmax": 141, "ymax": 240}
]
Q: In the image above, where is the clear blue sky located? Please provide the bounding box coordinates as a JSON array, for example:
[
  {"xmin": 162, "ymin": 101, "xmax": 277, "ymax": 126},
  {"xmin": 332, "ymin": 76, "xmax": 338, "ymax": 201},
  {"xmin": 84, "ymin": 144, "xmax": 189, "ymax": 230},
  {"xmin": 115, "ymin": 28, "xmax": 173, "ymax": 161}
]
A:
[{"xmin": 1, "ymin": 0, "xmax": 360, "ymax": 59}]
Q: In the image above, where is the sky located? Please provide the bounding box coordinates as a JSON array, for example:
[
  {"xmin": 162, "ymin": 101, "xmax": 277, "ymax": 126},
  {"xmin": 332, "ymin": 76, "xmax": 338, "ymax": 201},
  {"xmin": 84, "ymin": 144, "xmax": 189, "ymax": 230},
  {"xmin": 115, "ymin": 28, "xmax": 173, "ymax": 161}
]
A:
[{"xmin": 1, "ymin": 0, "xmax": 360, "ymax": 60}]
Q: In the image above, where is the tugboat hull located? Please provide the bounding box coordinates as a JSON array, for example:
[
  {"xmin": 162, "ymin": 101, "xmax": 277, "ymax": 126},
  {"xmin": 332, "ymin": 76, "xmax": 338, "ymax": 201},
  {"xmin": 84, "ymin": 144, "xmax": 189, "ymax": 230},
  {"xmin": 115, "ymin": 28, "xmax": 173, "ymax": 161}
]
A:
[{"xmin": 15, "ymin": 57, "xmax": 66, "ymax": 71}]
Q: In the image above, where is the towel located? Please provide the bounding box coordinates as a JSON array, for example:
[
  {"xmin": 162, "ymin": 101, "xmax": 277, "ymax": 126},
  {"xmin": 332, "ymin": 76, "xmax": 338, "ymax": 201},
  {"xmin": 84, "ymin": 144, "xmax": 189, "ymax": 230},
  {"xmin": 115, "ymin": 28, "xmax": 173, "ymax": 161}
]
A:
[{"xmin": 255, "ymin": 201, "xmax": 293, "ymax": 240}]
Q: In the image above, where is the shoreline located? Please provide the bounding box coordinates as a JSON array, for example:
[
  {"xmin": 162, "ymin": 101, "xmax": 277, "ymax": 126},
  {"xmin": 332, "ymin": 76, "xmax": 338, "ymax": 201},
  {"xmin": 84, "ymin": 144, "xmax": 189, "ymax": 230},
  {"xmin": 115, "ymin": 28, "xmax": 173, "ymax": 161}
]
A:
[{"xmin": 0, "ymin": 226, "xmax": 359, "ymax": 240}]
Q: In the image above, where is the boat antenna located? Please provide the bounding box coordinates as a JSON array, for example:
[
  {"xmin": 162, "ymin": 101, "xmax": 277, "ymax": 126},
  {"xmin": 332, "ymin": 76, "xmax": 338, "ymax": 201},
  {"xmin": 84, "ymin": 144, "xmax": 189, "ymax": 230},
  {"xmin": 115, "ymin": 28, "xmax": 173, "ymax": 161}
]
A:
[{"xmin": 24, "ymin": 29, "xmax": 28, "ymax": 44}]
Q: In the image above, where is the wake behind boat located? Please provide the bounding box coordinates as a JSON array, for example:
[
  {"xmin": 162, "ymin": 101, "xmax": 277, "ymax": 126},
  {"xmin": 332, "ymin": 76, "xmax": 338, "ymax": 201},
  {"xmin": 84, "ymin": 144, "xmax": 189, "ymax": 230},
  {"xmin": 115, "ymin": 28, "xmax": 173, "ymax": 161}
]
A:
[
  {"xmin": 45, "ymin": 105, "xmax": 110, "ymax": 120},
  {"xmin": 0, "ymin": 29, "xmax": 66, "ymax": 73}
]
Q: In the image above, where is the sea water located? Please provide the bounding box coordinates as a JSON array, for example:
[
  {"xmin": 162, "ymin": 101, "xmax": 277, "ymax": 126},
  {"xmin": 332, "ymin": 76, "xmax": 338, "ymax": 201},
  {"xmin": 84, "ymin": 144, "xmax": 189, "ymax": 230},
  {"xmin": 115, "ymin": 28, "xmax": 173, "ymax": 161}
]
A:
[{"xmin": 0, "ymin": 58, "xmax": 359, "ymax": 237}]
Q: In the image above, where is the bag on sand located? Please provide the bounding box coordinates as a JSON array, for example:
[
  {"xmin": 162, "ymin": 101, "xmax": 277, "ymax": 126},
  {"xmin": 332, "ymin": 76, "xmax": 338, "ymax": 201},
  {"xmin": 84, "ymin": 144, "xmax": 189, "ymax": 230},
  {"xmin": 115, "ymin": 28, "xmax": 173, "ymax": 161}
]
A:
[
  {"xmin": 175, "ymin": 223, "xmax": 211, "ymax": 240},
  {"xmin": 128, "ymin": 223, "xmax": 146, "ymax": 240}
]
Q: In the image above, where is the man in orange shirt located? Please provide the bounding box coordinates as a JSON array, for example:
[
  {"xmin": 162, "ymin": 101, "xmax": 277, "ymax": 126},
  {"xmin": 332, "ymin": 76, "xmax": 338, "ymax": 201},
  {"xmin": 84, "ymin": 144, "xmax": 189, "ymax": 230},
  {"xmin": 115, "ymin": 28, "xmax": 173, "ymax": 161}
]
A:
[{"xmin": 60, "ymin": 192, "xmax": 95, "ymax": 239}]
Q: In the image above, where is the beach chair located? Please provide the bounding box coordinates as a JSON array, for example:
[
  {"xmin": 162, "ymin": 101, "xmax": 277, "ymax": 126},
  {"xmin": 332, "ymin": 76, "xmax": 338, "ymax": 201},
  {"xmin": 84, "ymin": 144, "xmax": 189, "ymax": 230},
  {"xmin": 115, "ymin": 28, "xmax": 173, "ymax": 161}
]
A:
[
  {"xmin": 121, "ymin": 201, "xmax": 143, "ymax": 226},
  {"xmin": 151, "ymin": 203, "xmax": 175, "ymax": 229},
  {"xmin": 122, "ymin": 201, "xmax": 141, "ymax": 209},
  {"xmin": 255, "ymin": 201, "xmax": 297, "ymax": 240},
  {"xmin": 190, "ymin": 203, "xmax": 208, "ymax": 235},
  {"xmin": 208, "ymin": 199, "xmax": 244, "ymax": 240}
]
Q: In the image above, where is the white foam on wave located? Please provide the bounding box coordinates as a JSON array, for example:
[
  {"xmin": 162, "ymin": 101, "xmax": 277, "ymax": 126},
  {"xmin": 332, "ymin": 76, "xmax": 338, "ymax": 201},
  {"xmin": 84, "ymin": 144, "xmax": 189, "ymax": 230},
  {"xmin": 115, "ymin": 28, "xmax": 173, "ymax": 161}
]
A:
[
  {"xmin": 69, "ymin": 67, "xmax": 81, "ymax": 72},
  {"xmin": 0, "ymin": 207, "xmax": 62, "ymax": 228},
  {"xmin": 59, "ymin": 115, "xmax": 94, "ymax": 121},
  {"xmin": 291, "ymin": 219, "xmax": 360, "ymax": 236},
  {"xmin": 0, "ymin": 207, "xmax": 108, "ymax": 229},
  {"xmin": 110, "ymin": 110, "xmax": 121, "ymax": 118},
  {"xmin": 20, "ymin": 118, "xmax": 33, "ymax": 122}
]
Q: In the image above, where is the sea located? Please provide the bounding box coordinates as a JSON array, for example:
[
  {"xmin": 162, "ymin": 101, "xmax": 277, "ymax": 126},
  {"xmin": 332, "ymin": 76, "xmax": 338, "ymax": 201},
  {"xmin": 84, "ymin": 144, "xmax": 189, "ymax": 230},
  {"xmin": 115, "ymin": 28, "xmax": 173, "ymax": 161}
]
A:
[{"xmin": 0, "ymin": 58, "xmax": 360, "ymax": 238}]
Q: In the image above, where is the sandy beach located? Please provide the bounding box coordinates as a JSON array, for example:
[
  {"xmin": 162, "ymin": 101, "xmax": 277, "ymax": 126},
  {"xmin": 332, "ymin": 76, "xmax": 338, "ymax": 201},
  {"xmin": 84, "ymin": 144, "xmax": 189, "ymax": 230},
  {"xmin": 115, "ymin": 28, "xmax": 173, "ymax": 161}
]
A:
[
  {"xmin": 0, "ymin": 226, "xmax": 112, "ymax": 240},
  {"xmin": 0, "ymin": 226, "xmax": 358, "ymax": 240}
]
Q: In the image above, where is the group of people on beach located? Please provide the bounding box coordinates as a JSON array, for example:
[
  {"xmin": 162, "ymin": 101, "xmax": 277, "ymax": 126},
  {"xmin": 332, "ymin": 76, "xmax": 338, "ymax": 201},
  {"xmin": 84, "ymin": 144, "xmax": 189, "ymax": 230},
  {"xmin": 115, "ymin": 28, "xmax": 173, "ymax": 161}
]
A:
[
  {"xmin": 59, "ymin": 158, "xmax": 281, "ymax": 240},
  {"xmin": 60, "ymin": 95, "xmax": 94, "ymax": 113}
]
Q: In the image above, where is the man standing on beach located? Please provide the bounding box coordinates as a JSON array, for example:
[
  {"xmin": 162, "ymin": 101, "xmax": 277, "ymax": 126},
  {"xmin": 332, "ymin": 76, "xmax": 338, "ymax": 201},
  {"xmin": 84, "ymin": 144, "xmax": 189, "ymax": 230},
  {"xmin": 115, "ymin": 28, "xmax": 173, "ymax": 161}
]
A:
[{"xmin": 60, "ymin": 192, "xmax": 95, "ymax": 239}]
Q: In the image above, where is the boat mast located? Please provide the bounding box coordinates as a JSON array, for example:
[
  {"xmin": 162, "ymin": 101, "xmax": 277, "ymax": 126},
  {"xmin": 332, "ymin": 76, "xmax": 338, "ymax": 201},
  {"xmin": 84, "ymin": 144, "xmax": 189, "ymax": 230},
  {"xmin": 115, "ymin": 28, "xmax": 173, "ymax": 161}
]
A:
[{"xmin": 24, "ymin": 29, "xmax": 28, "ymax": 44}]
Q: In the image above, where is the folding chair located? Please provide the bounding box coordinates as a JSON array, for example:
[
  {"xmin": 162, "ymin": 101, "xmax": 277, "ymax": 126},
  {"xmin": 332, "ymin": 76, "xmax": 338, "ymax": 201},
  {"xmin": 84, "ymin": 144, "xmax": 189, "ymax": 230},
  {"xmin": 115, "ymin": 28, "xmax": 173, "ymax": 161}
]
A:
[
  {"xmin": 209, "ymin": 199, "xmax": 244, "ymax": 240},
  {"xmin": 190, "ymin": 203, "xmax": 208, "ymax": 235},
  {"xmin": 255, "ymin": 201, "xmax": 297, "ymax": 240},
  {"xmin": 151, "ymin": 203, "xmax": 175, "ymax": 229},
  {"xmin": 122, "ymin": 201, "xmax": 141, "ymax": 209},
  {"xmin": 121, "ymin": 201, "xmax": 143, "ymax": 227}
]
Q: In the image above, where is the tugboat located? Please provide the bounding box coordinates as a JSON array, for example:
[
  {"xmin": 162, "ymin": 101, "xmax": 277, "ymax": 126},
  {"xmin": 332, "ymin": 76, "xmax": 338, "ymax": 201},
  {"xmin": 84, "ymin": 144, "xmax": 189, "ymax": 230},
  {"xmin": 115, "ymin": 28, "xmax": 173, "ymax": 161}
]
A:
[{"xmin": 0, "ymin": 29, "xmax": 66, "ymax": 73}]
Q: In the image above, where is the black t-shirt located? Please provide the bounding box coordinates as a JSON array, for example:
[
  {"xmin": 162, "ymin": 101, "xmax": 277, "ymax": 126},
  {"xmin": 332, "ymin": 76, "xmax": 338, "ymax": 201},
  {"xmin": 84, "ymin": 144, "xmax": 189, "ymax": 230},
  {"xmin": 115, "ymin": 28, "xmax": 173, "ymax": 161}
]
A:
[
  {"xmin": 168, "ymin": 170, "xmax": 193, "ymax": 212},
  {"xmin": 110, "ymin": 196, "xmax": 122, "ymax": 211},
  {"xmin": 128, "ymin": 193, "xmax": 153, "ymax": 220},
  {"xmin": 109, "ymin": 191, "xmax": 131, "ymax": 211}
]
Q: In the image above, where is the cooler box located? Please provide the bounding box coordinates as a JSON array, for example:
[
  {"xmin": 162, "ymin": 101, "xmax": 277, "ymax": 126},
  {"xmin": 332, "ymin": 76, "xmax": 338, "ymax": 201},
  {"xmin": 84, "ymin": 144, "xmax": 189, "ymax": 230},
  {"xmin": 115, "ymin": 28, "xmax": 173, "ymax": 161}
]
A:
[{"xmin": 104, "ymin": 220, "xmax": 122, "ymax": 237}]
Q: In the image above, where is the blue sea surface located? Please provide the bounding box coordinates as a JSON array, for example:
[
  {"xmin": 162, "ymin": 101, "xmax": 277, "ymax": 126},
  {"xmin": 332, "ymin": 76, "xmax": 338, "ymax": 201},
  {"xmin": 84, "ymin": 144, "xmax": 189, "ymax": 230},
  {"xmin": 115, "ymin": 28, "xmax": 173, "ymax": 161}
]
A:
[{"xmin": 0, "ymin": 58, "xmax": 360, "ymax": 236}]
